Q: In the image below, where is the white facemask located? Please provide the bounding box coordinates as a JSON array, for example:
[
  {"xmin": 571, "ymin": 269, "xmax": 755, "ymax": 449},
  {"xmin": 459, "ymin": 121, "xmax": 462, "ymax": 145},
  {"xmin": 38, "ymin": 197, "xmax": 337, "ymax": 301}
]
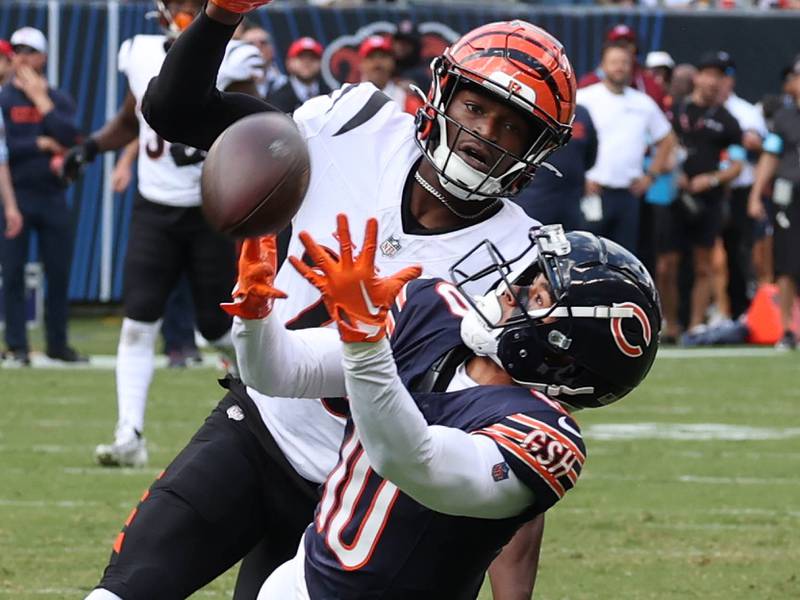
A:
[{"xmin": 431, "ymin": 112, "xmax": 526, "ymax": 202}]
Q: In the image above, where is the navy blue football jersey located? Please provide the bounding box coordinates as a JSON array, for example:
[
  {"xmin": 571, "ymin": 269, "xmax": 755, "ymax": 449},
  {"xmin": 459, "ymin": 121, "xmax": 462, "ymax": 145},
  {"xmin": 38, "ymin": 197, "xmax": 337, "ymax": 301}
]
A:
[{"xmin": 303, "ymin": 278, "xmax": 586, "ymax": 599}]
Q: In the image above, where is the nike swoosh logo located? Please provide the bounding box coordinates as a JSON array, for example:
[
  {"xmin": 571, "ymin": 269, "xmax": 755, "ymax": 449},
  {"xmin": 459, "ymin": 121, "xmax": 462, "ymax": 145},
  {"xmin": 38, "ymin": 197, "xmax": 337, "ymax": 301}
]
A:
[
  {"xmin": 558, "ymin": 416, "xmax": 582, "ymax": 438},
  {"xmin": 359, "ymin": 282, "xmax": 381, "ymax": 316}
]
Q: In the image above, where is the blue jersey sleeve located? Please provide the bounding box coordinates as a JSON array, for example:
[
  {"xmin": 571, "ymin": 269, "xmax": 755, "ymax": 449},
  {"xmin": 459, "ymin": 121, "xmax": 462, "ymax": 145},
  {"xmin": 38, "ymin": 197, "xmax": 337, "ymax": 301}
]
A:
[
  {"xmin": 388, "ymin": 278, "xmax": 470, "ymax": 389},
  {"xmin": 473, "ymin": 400, "xmax": 586, "ymax": 514}
]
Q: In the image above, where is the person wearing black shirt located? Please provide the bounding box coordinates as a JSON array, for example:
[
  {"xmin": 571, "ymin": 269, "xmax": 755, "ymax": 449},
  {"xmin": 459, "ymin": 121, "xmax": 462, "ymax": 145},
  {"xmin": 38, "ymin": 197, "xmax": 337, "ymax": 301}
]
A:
[
  {"xmin": 667, "ymin": 52, "xmax": 743, "ymax": 335},
  {"xmin": 748, "ymin": 57, "xmax": 800, "ymax": 350}
]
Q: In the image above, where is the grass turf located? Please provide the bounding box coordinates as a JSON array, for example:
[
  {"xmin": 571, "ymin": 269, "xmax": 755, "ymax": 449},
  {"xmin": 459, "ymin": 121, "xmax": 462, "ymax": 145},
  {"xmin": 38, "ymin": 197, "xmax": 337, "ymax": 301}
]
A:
[{"xmin": 0, "ymin": 316, "xmax": 798, "ymax": 599}]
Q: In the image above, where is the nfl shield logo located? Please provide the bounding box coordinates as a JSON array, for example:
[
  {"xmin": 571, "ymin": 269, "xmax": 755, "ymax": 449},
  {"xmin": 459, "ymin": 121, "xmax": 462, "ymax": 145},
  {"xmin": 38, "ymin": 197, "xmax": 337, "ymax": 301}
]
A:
[
  {"xmin": 491, "ymin": 462, "xmax": 509, "ymax": 482},
  {"xmin": 380, "ymin": 235, "xmax": 402, "ymax": 257}
]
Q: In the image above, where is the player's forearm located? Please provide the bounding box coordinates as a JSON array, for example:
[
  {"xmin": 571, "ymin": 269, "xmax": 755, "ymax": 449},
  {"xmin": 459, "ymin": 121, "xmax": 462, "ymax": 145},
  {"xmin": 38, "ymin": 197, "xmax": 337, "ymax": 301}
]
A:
[
  {"xmin": 488, "ymin": 516, "xmax": 544, "ymax": 600},
  {"xmin": 650, "ymin": 131, "xmax": 676, "ymax": 175},
  {"xmin": 343, "ymin": 340, "xmax": 532, "ymax": 519},
  {"xmin": 717, "ymin": 160, "xmax": 743, "ymax": 185},
  {"xmin": 750, "ymin": 152, "xmax": 779, "ymax": 199},
  {"xmin": 142, "ymin": 8, "xmax": 274, "ymax": 150},
  {"xmin": 91, "ymin": 92, "xmax": 139, "ymax": 153},
  {"xmin": 232, "ymin": 315, "xmax": 346, "ymax": 399},
  {"xmin": 0, "ymin": 163, "xmax": 18, "ymax": 210}
]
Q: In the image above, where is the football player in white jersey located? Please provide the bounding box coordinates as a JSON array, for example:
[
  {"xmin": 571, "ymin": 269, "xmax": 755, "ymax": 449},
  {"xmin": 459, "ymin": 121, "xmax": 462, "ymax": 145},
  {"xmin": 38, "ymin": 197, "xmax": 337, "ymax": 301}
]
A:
[
  {"xmin": 81, "ymin": 3, "xmax": 578, "ymax": 600},
  {"xmin": 61, "ymin": 0, "xmax": 264, "ymax": 469}
]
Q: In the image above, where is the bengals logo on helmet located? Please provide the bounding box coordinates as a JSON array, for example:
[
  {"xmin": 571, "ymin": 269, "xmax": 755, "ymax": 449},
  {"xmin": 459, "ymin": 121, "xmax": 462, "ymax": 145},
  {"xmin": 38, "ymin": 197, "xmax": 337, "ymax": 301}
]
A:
[
  {"xmin": 320, "ymin": 21, "xmax": 458, "ymax": 91},
  {"xmin": 610, "ymin": 302, "xmax": 652, "ymax": 358}
]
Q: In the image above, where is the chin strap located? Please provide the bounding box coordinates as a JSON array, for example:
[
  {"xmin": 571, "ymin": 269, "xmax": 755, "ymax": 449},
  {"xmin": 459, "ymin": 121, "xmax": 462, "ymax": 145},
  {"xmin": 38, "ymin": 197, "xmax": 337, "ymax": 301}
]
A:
[{"xmin": 414, "ymin": 171, "xmax": 500, "ymax": 221}]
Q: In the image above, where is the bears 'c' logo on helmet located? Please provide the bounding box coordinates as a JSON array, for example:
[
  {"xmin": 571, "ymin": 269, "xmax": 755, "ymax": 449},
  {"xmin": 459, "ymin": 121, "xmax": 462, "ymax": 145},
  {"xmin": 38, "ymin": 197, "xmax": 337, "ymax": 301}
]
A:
[
  {"xmin": 321, "ymin": 21, "xmax": 458, "ymax": 91},
  {"xmin": 610, "ymin": 302, "xmax": 652, "ymax": 358}
]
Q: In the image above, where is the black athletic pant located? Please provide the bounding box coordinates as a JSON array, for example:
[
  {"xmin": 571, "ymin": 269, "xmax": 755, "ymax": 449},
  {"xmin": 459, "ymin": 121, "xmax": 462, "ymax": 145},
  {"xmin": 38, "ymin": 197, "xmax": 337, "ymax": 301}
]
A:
[
  {"xmin": 123, "ymin": 193, "xmax": 236, "ymax": 341},
  {"xmin": 722, "ymin": 186, "xmax": 755, "ymax": 319},
  {"xmin": 96, "ymin": 379, "xmax": 319, "ymax": 600}
]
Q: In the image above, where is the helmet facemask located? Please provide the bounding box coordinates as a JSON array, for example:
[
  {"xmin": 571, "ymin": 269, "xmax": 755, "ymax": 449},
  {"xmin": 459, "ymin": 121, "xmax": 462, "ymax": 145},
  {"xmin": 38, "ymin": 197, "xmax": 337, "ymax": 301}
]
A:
[
  {"xmin": 148, "ymin": 0, "xmax": 199, "ymax": 39},
  {"xmin": 416, "ymin": 56, "xmax": 572, "ymax": 202}
]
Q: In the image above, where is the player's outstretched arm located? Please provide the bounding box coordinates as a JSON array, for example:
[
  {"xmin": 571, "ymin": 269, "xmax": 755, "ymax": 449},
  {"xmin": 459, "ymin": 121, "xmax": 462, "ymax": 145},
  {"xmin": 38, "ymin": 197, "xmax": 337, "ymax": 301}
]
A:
[
  {"xmin": 142, "ymin": 5, "xmax": 276, "ymax": 151},
  {"xmin": 292, "ymin": 215, "xmax": 534, "ymax": 519},
  {"xmin": 226, "ymin": 236, "xmax": 347, "ymax": 399}
]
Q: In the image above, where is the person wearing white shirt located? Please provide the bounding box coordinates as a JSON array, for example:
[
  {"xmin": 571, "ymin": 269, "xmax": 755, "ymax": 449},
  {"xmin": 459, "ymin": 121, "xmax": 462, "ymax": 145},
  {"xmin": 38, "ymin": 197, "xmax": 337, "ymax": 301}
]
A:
[{"xmin": 579, "ymin": 41, "xmax": 676, "ymax": 253}]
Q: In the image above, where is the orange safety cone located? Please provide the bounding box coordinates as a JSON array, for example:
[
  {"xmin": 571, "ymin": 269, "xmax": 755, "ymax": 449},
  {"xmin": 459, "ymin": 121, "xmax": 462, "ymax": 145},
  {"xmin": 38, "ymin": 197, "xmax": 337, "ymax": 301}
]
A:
[{"xmin": 746, "ymin": 284, "xmax": 800, "ymax": 345}]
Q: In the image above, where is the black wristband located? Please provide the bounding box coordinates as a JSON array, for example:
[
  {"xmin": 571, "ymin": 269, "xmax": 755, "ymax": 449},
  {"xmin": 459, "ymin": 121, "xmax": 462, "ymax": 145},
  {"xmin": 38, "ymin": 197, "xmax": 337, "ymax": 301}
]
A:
[{"xmin": 84, "ymin": 138, "xmax": 99, "ymax": 161}]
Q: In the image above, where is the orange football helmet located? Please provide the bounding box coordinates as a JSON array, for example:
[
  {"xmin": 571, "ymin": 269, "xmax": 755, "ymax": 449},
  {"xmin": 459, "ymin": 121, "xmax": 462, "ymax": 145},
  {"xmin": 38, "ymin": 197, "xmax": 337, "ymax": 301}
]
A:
[
  {"xmin": 416, "ymin": 21, "xmax": 576, "ymax": 201},
  {"xmin": 150, "ymin": 0, "xmax": 202, "ymax": 38}
]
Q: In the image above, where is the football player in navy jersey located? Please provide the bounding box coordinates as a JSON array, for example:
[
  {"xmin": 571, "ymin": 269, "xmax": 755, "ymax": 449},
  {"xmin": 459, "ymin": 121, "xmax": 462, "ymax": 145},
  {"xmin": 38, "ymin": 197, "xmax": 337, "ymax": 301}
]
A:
[{"xmin": 227, "ymin": 216, "xmax": 661, "ymax": 599}]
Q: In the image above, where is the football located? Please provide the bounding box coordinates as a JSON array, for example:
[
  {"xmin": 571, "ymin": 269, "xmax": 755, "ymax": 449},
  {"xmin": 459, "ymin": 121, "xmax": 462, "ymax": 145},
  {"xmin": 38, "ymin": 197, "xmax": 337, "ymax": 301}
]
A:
[{"xmin": 201, "ymin": 112, "xmax": 310, "ymax": 238}]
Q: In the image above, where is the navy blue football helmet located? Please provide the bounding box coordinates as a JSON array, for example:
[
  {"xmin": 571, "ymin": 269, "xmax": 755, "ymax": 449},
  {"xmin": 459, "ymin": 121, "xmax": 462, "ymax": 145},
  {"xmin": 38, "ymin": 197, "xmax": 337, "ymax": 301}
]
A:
[{"xmin": 453, "ymin": 224, "xmax": 661, "ymax": 409}]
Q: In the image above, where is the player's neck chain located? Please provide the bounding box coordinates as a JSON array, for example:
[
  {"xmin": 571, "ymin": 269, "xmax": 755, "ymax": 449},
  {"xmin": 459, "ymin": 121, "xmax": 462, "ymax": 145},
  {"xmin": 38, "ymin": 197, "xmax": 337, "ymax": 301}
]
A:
[{"xmin": 413, "ymin": 172, "xmax": 501, "ymax": 221}]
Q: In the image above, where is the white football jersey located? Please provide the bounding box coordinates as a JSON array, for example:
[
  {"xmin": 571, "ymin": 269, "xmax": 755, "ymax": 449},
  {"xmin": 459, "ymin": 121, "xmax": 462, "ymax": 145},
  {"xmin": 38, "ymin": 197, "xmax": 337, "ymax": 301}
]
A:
[
  {"xmin": 119, "ymin": 35, "xmax": 262, "ymax": 207},
  {"xmin": 245, "ymin": 83, "xmax": 541, "ymax": 483}
]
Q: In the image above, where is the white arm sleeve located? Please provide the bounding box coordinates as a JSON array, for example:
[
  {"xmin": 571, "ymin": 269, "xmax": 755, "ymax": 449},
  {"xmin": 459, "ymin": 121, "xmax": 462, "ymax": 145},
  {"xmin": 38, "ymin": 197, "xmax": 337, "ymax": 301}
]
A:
[
  {"xmin": 232, "ymin": 316, "xmax": 346, "ymax": 399},
  {"xmin": 343, "ymin": 339, "xmax": 533, "ymax": 519}
]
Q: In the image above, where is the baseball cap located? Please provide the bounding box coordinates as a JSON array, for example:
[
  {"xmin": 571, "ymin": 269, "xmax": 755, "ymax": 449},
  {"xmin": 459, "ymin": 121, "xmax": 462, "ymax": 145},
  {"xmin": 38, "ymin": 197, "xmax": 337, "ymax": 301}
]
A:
[
  {"xmin": 10, "ymin": 27, "xmax": 47, "ymax": 54},
  {"xmin": 645, "ymin": 51, "xmax": 675, "ymax": 70},
  {"xmin": 606, "ymin": 24, "xmax": 637, "ymax": 45},
  {"xmin": 394, "ymin": 19, "xmax": 419, "ymax": 43},
  {"xmin": 783, "ymin": 55, "xmax": 800, "ymax": 80},
  {"xmin": 0, "ymin": 40, "xmax": 13, "ymax": 59},
  {"xmin": 286, "ymin": 37, "xmax": 323, "ymax": 60},
  {"xmin": 358, "ymin": 35, "xmax": 393, "ymax": 59},
  {"xmin": 697, "ymin": 50, "xmax": 735, "ymax": 75}
]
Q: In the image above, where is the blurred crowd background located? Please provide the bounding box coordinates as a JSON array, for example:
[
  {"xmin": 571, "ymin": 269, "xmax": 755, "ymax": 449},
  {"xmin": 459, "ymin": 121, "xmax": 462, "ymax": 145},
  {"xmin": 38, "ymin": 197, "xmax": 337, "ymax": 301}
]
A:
[{"xmin": 0, "ymin": 0, "xmax": 799, "ymax": 366}]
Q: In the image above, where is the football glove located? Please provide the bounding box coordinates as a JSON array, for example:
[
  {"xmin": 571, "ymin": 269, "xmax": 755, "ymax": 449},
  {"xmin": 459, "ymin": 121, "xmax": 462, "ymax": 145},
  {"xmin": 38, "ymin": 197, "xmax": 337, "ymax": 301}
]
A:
[
  {"xmin": 169, "ymin": 143, "xmax": 207, "ymax": 167},
  {"xmin": 220, "ymin": 235, "xmax": 287, "ymax": 320},
  {"xmin": 61, "ymin": 138, "xmax": 99, "ymax": 184},
  {"xmin": 209, "ymin": 0, "xmax": 273, "ymax": 14},
  {"xmin": 289, "ymin": 214, "xmax": 422, "ymax": 343}
]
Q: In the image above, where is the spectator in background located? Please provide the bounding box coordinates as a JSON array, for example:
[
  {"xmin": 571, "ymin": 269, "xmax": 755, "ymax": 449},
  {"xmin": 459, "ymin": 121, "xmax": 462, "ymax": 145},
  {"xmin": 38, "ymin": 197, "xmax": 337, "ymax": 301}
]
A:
[
  {"xmin": 359, "ymin": 35, "xmax": 422, "ymax": 115},
  {"xmin": 0, "ymin": 41, "xmax": 14, "ymax": 88},
  {"xmin": 266, "ymin": 37, "xmax": 329, "ymax": 113},
  {"xmin": 240, "ymin": 21, "xmax": 286, "ymax": 98},
  {"xmin": 513, "ymin": 104, "xmax": 597, "ymax": 230},
  {"xmin": 579, "ymin": 24, "xmax": 667, "ymax": 110},
  {"xmin": 0, "ymin": 109, "xmax": 22, "ymax": 241},
  {"xmin": 670, "ymin": 63, "xmax": 698, "ymax": 107},
  {"xmin": 718, "ymin": 51, "xmax": 768, "ymax": 320},
  {"xmin": 392, "ymin": 19, "xmax": 430, "ymax": 92},
  {"xmin": 667, "ymin": 51, "xmax": 743, "ymax": 335},
  {"xmin": 0, "ymin": 27, "xmax": 82, "ymax": 366},
  {"xmin": 578, "ymin": 41, "xmax": 676, "ymax": 252},
  {"xmin": 748, "ymin": 56, "xmax": 800, "ymax": 350},
  {"xmin": 645, "ymin": 51, "xmax": 675, "ymax": 103}
]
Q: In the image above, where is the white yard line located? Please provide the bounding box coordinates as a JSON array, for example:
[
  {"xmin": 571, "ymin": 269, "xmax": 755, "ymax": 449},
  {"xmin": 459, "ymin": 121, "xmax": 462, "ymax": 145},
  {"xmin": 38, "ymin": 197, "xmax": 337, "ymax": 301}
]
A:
[{"xmin": 0, "ymin": 346, "xmax": 788, "ymax": 370}]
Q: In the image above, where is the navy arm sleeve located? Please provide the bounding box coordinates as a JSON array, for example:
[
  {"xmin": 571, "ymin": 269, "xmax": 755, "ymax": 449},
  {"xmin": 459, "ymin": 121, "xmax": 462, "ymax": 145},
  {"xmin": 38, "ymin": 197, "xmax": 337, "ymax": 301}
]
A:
[{"xmin": 142, "ymin": 8, "xmax": 279, "ymax": 150}]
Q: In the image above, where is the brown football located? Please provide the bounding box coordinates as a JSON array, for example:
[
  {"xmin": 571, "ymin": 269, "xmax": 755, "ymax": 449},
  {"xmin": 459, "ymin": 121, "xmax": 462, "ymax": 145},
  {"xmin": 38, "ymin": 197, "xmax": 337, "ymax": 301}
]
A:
[{"xmin": 201, "ymin": 112, "xmax": 310, "ymax": 238}]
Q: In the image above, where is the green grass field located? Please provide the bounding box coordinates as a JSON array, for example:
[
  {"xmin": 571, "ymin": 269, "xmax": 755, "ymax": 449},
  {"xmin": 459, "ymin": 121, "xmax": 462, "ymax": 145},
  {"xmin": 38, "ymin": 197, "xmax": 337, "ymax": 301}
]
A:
[{"xmin": 1, "ymin": 316, "xmax": 798, "ymax": 599}]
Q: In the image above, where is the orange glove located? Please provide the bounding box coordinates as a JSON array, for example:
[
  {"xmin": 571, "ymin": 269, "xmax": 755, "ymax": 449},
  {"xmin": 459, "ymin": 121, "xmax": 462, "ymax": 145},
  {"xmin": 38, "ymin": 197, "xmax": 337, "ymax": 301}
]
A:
[
  {"xmin": 221, "ymin": 235, "xmax": 287, "ymax": 320},
  {"xmin": 209, "ymin": 0, "xmax": 272, "ymax": 14},
  {"xmin": 289, "ymin": 214, "xmax": 422, "ymax": 343}
]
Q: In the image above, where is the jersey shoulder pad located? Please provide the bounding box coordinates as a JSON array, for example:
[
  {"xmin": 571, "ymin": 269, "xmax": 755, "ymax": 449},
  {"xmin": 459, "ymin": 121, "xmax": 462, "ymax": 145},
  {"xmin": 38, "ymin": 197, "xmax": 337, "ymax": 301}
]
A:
[
  {"xmin": 293, "ymin": 82, "xmax": 404, "ymax": 140},
  {"xmin": 474, "ymin": 398, "xmax": 586, "ymax": 513},
  {"xmin": 389, "ymin": 278, "xmax": 468, "ymax": 326},
  {"xmin": 118, "ymin": 35, "xmax": 165, "ymax": 77},
  {"xmin": 217, "ymin": 40, "xmax": 265, "ymax": 91}
]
